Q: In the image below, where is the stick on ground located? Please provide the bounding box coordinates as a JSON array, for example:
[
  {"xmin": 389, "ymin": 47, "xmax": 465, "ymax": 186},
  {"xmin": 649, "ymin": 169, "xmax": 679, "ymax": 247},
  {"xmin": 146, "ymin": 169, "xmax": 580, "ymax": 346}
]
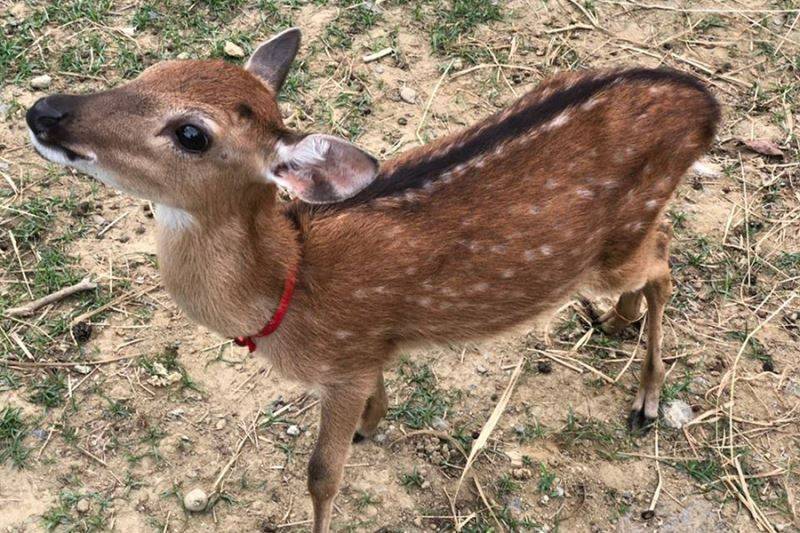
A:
[{"xmin": 5, "ymin": 277, "xmax": 97, "ymax": 318}]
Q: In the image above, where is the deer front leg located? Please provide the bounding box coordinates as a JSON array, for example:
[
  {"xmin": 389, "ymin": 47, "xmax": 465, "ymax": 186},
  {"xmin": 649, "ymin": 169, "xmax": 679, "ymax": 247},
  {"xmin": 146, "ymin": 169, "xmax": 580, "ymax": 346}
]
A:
[
  {"xmin": 308, "ymin": 381, "xmax": 370, "ymax": 533},
  {"xmin": 353, "ymin": 372, "xmax": 387, "ymax": 443}
]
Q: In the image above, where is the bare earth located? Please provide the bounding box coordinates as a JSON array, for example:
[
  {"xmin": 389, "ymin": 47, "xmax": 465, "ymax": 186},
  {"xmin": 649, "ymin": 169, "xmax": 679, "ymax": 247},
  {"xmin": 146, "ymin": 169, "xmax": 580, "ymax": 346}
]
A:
[{"xmin": 1, "ymin": 0, "xmax": 799, "ymax": 532}]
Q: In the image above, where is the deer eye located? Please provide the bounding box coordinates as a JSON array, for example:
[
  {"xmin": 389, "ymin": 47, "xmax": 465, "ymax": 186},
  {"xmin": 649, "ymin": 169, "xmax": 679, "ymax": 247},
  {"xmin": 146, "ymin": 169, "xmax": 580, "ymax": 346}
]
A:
[{"xmin": 175, "ymin": 124, "xmax": 210, "ymax": 153}]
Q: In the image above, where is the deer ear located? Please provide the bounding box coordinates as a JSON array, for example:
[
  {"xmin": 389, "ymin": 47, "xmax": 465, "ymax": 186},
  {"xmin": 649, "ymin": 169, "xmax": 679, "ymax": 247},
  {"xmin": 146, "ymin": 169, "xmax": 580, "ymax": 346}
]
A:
[
  {"xmin": 246, "ymin": 27, "xmax": 301, "ymax": 93},
  {"xmin": 268, "ymin": 134, "xmax": 379, "ymax": 204}
]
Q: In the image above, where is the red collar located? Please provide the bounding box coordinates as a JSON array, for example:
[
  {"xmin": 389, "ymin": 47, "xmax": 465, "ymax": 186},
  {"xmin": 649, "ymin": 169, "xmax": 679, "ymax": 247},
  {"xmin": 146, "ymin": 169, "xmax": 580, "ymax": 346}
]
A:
[{"xmin": 233, "ymin": 264, "xmax": 298, "ymax": 353}]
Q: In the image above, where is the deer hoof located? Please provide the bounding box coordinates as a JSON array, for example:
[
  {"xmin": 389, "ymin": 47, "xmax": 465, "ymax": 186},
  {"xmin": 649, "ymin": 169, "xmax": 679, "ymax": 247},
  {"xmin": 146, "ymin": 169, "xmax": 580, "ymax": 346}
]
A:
[
  {"xmin": 627, "ymin": 409, "xmax": 656, "ymax": 434},
  {"xmin": 352, "ymin": 431, "xmax": 366, "ymax": 444}
]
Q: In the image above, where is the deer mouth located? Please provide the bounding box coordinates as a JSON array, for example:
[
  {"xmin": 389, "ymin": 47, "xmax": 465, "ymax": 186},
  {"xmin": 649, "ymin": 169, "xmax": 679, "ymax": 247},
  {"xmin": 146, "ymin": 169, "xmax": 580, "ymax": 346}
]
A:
[{"xmin": 28, "ymin": 130, "xmax": 93, "ymax": 165}]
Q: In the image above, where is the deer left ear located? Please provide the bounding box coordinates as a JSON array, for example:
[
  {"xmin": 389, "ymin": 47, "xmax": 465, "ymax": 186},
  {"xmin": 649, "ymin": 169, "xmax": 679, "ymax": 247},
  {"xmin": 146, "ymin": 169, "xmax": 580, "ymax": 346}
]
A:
[
  {"xmin": 246, "ymin": 27, "xmax": 301, "ymax": 93},
  {"xmin": 268, "ymin": 134, "xmax": 379, "ymax": 204}
]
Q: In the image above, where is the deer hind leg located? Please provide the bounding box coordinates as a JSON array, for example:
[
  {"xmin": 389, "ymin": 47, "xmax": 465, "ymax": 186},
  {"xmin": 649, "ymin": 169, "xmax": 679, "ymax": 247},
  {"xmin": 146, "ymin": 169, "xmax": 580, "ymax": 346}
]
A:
[
  {"xmin": 353, "ymin": 372, "xmax": 387, "ymax": 443},
  {"xmin": 628, "ymin": 273, "xmax": 672, "ymax": 431},
  {"xmin": 309, "ymin": 381, "xmax": 371, "ymax": 533}
]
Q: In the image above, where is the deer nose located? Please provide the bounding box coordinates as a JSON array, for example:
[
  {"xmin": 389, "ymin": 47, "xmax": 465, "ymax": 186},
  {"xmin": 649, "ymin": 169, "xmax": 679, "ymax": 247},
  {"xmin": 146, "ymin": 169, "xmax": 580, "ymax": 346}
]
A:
[{"xmin": 26, "ymin": 96, "xmax": 72, "ymax": 137}]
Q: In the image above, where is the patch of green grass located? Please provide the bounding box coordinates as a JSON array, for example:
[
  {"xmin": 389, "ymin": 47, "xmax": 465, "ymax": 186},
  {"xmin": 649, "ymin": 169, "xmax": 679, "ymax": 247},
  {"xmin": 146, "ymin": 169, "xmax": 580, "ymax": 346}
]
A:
[
  {"xmin": 775, "ymin": 251, "xmax": 800, "ymax": 273},
  {"xmin": 696, "ymin": 15, "xmax": 726, "ymax": 32},
  {"xmin": 41, "ymin": 489, "xmax": 110, "ymax": 532},
  {"xmin": 32, "ymin": 247, "xmax": 82, "ymax": 297},
  {"xmin": 323, "ymin": 0, "xmax": 381, "ymax": 50},
  {"xmin": 46, "ymin": 0, "xmax": 116, "ymax": 24},
  {"xmin": 0, "ymin": 406, "xmax": 30, "ymax": 468},
  {"xmin": 59, "ymin": 33, "xmax": 109, "ymax": 75},
  {"xmin": 104, "ymin": 397, "xmax": 132, "ymax": 420},
  {"xmin": 127, "ymin": 422, "xmax": 167, "ymax": 464},
  {"xmin": 555, "ymin": 408, "xmax": 621, "ymax": 456},
  {"xmin": 388, "ymin": 359, "xmax": 452, "ymax": 429},
  {"xmin": 0, "ymin": 369, "xmax": 21, "ymax": 392},
  {"xmin": 676, "ymin": 457, "xmax": 721, "ymax": 485},
  {"xmin": 496, "ymin": 473, "xmax": 520, "ymax": 497},
  {"xmin": 537, "ymin": 462, "xmax": 557, "ymax": 495},
  {"xmin": 661, "ymin": 370, "xmax": 693, "ymax": 402},
  {"xmin": 400, "ymin": 468, "xmax": 424, "ymax": 489},
  {"xmin": 429, "ymin": 0, "xmax": 503, "ymax": 57},
  {"xmin": 354, "ymin": 490, "xmax": 380, "ymax": 510},
  {"xmin": 29, "ymin": 372, "xmax": 68, "ymax": 408},
  {"xmin": 494, "ymin": 506, "xmax": 541, "ymax": 531},
  {"xmin": 514, "ymin": 421, "xmax": 546, "ymax": 442}
]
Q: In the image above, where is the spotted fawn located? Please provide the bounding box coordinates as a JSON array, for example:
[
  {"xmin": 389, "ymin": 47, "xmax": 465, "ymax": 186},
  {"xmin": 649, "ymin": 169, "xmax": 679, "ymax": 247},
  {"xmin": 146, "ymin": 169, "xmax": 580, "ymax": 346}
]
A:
[{"xmin": 26, "ymin": 27, "xmax": 720, "ymax": 532}]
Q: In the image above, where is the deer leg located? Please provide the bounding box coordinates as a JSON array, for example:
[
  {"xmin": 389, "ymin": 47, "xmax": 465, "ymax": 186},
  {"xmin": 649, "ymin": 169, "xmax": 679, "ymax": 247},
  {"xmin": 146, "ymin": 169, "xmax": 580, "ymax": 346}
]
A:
[
  {"xmin": 308, "ymin": 383, "xmax": 369, "ymax": 533},
  {"xmin": 353, "ymin": 372, "xmax": 387, "ymax": 443},
  {"xmin": 597, "ymin": 290, "xmax": 644, "ymax": 336},
  {"xmin": 628, "ymin": 274, "xmax": 672, "ymax": 432}
]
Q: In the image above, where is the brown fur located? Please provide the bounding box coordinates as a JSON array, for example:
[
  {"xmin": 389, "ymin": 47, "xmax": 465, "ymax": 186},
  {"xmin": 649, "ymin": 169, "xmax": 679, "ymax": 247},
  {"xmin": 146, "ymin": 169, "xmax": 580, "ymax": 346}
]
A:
[{"xmin": 27, "ymin": 57, "xmax": 719, "ymax": 532}]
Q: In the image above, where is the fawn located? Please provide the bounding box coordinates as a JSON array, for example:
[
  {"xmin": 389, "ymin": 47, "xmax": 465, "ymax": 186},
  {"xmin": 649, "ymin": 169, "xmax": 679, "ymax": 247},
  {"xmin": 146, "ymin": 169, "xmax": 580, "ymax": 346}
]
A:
[{"xmin": 26, "ymin": 27, "xmax": 719, "ymax": 532}]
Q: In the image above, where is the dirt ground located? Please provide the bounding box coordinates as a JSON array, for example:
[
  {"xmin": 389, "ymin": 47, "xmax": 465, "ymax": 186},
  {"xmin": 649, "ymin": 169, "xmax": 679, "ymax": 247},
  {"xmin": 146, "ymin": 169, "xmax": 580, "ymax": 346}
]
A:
[{"xmin": 1, "ymin": 0, "xmax": 799, "ymax": 531}]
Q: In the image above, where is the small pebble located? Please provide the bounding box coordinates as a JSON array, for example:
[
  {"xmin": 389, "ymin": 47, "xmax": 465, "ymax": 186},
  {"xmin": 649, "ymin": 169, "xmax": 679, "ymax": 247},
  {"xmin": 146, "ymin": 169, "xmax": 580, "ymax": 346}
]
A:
[
  {"xmin": 183, "ymin": 488, "xmax": 207, "ymax": 512},
  {"xmin": 476, "ymin": 365, "xmax": 488, "ymax": 375},
  {"xmin": 663, "ymin": 400, "xmax": 694, "ymax": 429},
  {"xmin": 75, "ymin": 498, "xmax": 90, "ymax": 514},
  {"xmin": 397, "ymin": 117, "xmax": 408, "ymax": 126},
  {"xmin": 511, "ymin": 467, "xmax": 532, "ymax": 480},
  {"xmin": 286, "ymin": 424, "xmax": 301, "ymax": 436},
  {"xmin": 215, "ymin": 419, "xmax": 226, "ymax": 431},
  {"xmin": 176, "ymin": 52, "xmax": 190, "ymax": 60},
  {"xmin": 399, "ymin": 86, "xmax": 417, "ymax": 104},
  {"xmin": 537, "ymin": 360, "xmax": 553, "ymax": 374},
  {"xmin": 30, "ymin": 74, "xmax": 52, "ymax": 89},
  {"xmin": 223, "ymin": 41, "xmax": 245, "ymax": 58}
]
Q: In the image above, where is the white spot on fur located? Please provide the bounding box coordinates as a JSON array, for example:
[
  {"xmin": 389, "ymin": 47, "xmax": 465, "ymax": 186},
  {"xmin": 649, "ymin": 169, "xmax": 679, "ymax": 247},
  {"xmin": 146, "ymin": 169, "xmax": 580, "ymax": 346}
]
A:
[
  {"xmin": 354, "ymin": 288, "xmax": 367, "ymax": 299},
  {"xmin": 581, "ymin": 96, "xmax": 604, "ymax": 111},
  {"xmin": 335, "ymin": 330, "xmax": 353, "ymax": 339},
  {"xmin": 417, "ymin": 297, "xmax": 432, "ymax": 306},
  {"xmin": 529, "ymin": 205, "xmax": 541, "ymax": 215},
  {"xmin": 405, "ymin": 266, "xmax": 417, "ymax": 275},
  {"xmin": 501, "ymin": 269, "xmax": 514, "ymax": 279},
  {"xmin": 545, "ymin": 178, "xmax": 557, "ymax": 190},
  {"xmin": 524, "ymin": 249, "xmax": 536, "ymax": 261},
  {"xmin": 472, "ymin": 282, "xmax": 489, "ymax": 292},
  {"xmin": 441, "ymin": 287, "xmax": 459, "ymax": 297},
  {"xmin": 645, "ymin": 199, "xmax": 659, "ymax": 210},
  {"xmin": 576, "ymin": 188, "xmax": 593, "ymax": 199},
  {"xmin": 155, "ymin": 205, "xmax": 195, "ymax": 231},
  {"xmin": 539, "ymin": 245, "xmax": 553, "ymax": 256},
  {"xmin": 490, "ymin": 244, "xmax": 507, "ymax": 254},
  {"xmin": 544, "ymin": 111, "xmax": 571, "ymax": 131}
]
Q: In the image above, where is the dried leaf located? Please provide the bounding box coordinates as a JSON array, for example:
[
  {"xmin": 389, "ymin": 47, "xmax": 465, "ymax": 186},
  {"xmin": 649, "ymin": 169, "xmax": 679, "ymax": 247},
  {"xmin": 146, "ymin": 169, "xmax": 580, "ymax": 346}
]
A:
[{"xmin": 741, "ymin": 138, "xmax": 784, "ymax": 157}]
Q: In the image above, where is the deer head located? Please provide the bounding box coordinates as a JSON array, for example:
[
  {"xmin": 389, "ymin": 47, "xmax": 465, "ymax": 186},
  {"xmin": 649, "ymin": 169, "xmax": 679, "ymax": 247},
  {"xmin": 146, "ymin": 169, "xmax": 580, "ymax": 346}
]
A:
[{"xmin": 25, "ymin": 28, "xmax": 379, "ymax": 212}]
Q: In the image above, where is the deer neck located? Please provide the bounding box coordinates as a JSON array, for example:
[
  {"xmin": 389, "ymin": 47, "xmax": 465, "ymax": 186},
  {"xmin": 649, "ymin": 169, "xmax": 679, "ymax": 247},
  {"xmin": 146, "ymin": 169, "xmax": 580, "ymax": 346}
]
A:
[{"xmin": 153, "ymin": 184, "xmax": 301, "ymax": 338}]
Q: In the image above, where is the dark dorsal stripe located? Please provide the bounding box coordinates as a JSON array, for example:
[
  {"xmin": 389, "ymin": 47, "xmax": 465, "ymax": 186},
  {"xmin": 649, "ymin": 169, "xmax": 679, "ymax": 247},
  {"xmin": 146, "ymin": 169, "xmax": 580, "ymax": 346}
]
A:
[{"xmin": 305, "ymin": 67, "xmax": 718, "ymax": 215}]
